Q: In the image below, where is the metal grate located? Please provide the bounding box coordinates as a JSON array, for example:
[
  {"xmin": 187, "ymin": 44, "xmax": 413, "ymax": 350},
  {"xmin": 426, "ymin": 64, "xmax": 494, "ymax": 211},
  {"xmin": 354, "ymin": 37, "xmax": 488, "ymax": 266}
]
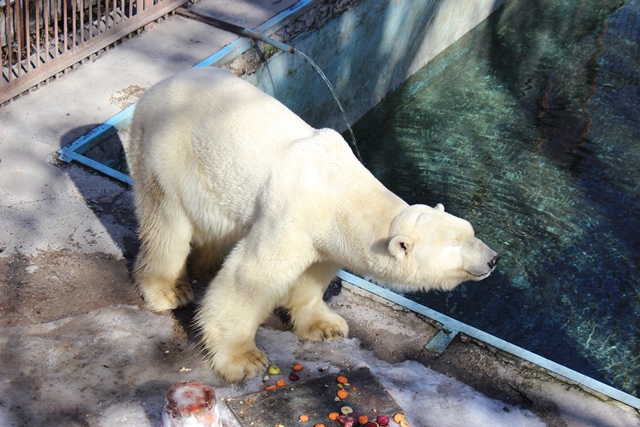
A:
[{"xmin": 1, "ymin": 0, "xmax": 189, "ymax": 104}]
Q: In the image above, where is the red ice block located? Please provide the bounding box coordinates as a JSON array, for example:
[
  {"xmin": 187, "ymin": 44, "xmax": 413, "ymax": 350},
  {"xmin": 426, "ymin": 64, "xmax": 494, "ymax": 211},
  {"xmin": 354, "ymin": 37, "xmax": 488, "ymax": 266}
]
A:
[{"xmin": 162, "ymin": 380, "xmax": 221, "ymax": 427}]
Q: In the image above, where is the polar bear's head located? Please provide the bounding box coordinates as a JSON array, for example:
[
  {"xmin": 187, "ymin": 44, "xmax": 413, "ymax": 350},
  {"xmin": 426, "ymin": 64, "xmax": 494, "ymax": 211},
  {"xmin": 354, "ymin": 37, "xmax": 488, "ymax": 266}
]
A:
[{"xmin": 387, "ymin": 204, "xmax": 499, "ymax": 291}]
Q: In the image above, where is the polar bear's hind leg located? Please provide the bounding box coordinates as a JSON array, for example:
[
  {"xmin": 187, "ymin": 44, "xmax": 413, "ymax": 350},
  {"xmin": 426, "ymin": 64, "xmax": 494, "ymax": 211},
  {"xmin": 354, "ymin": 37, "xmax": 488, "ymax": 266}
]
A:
[{"xmin": 132, "ymin": 174, "xmax": 195, "ymax": 311}]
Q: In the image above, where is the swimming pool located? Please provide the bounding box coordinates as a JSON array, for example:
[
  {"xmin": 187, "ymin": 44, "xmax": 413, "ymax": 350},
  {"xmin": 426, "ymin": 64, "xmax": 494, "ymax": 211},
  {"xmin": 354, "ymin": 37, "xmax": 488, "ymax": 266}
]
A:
[{"xmin": 352, "ymin": 0, "xmax": 639, "ymax": 396}]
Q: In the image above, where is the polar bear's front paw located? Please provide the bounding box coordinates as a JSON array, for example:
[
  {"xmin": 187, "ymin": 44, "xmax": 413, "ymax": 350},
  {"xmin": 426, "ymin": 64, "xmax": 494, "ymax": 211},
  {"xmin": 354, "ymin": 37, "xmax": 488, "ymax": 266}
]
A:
[
  {"xmin": 294, "ymin": 312, "xmax": 349, "ymax": 341},
  {"xmin": 213, "ymin": 346, "xmax": 269, "ymax": 382},
  {"xmin": 139, "ymin": 280, "xmax": 195, "ymax": 311}
]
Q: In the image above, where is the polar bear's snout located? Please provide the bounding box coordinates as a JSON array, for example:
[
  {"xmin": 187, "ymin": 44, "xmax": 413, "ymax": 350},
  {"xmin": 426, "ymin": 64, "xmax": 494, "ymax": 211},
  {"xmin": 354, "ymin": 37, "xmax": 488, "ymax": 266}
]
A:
[
  {"xmin": 458, "ymin": 234, "xmax": 499, "ymax": 282},
  {"xmin": 488, "ymin": 254, "xmax": 500, "ymax": 270}
]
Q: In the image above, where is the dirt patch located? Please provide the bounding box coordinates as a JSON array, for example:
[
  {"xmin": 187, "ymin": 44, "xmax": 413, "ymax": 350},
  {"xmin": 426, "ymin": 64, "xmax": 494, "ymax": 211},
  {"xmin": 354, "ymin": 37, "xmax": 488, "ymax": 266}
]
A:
[{"xmin": 0, "ymin": 249, "xmax": 141, "ymax": 327}]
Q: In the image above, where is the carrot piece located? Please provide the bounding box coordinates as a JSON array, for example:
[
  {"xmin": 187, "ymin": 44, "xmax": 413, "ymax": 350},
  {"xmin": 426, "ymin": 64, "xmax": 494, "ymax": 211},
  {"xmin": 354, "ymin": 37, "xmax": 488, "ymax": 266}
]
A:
[
  {"xmin": 336, "ymin": 375, "xmax": 349, "ymax": 384},
  {"xmin": 276, "ymin": 379, "xmax": 286, "ymax": 387},
  {"xmin": 359, "ymin": 415, "xmax": 369, "ymax": 424},
  {"xmin": 299, "ymin": 414, "xmax": 309, "ymax": 422},
  {"xmin": 314, "ymin": 424, "xmax": 325, "ymax": 427},
  {"xmin": 265, "ymin": 385, "xmax": 277, "ymax": 391},
  {"xmin": 393, "ymin": 413, "xmax": 405, "ymax": 423},
  {"xmin": 292, "ymin": 363, "xmax": 304, "ymax": 371},
  {"xmin": 336, "ymin": 389, "xmax": 349, "ymax": 399},
  {"xmin": 328, "ymin": 412, "xmax": 340, "ymax": 420}
]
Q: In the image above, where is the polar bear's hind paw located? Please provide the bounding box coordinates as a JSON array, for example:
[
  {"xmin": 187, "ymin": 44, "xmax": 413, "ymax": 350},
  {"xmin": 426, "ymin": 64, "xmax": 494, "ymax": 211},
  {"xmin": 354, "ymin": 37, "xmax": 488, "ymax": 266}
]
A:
[
  {"xmin": 139, "ymin": 280, "xmax": 195, "ymax": 311},
  {"xmin": 294, "ymin": 312, "xmax": 349, "ymax": 342}
]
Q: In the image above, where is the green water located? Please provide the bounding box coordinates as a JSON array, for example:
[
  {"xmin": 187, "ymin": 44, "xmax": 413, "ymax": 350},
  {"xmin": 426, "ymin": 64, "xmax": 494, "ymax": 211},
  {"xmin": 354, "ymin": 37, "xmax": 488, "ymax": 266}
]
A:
[{"xmin": 353, "ymin": 0, "xmax": 640, "ymax": 396}]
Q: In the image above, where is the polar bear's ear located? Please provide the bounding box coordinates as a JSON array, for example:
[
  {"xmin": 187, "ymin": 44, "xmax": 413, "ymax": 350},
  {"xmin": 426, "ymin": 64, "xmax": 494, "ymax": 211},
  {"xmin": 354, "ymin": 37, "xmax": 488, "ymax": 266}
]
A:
[
  {"xmin": 435, "ymin": 203, "xmax": 445, "ymax": 212},
  {"xmin": 388, "ymin": 235, "xmax": 413, "ymax": 259}
]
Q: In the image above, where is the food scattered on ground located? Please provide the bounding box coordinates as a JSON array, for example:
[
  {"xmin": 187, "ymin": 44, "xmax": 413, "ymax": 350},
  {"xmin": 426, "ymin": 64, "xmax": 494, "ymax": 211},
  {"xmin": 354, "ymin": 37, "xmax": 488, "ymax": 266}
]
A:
[
  {"xmin": 376, "ymin": 415, "xmax": 390, "ymax": 426},
  {"xmin": 336, "ymin": 375, "xmax": 349, "ymax": 384},
  {"xmin": 337, "ymin": 389, "xmax": 349, "ymax": 399},
  {"xmin": 260, "ymin": 371, "xmax": 407, "ymax": 427},
  {"xmin": 268, "ymin": 365, "xmax": 281, "ymax": 375}
]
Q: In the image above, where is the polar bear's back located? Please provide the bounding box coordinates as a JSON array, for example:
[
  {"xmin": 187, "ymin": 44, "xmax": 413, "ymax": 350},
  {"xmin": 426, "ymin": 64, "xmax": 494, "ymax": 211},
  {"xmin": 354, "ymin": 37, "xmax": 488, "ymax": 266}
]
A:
[{"xmin": 128, "ymin": 67, "xmax": 317, "ymax": 222}]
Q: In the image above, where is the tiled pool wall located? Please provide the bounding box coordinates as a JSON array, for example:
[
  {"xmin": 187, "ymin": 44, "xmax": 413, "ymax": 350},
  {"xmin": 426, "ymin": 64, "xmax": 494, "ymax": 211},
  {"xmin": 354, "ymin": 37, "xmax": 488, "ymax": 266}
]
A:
[{"xmin": 236, "ymin": 0, "xmax": 505, "ymax": 133}]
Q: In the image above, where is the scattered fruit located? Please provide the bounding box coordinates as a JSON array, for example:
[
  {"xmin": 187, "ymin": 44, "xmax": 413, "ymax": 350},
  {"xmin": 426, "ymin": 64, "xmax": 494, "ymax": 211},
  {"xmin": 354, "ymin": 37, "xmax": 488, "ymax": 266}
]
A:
[
  {"xmin": 289, "ymin": 373, "xmax": 300, "ymax": 381},
  {"xmin": 267, "ymin": 365, "xmax": 281, "ymax": 375},
  {"xmin": 337, "ymin": 389, "xmax": 349, "ymax": 399},
  {"xmin": 337, "ymin": 413, "xmax": 358, "ymax": 427},
  {"xmin": 400, "ymin": 420, "xmax": 410, "ymax": 427},
  {"xmin": 292, "ymin": 363, "xmax": 304, "ymax": 371},
  {"xmin": 340, "ymin": 406, "xmax": 353, "ymax": 414},
  {"xmin": 358, "ymin": 415, "xmax": 369, "ymax": 424},
  {"xmin": 377, "ymin": 415, "xmax": 390, "ymax": 426},
  {"xmin": 393, "ymin": 413, "xmax": 405, "ymax": 424}
]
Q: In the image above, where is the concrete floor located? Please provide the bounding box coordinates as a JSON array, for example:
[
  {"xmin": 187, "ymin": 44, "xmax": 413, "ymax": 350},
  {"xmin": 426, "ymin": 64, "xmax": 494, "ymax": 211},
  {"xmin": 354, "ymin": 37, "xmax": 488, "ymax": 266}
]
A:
[{"xmin": 1, "ymin": 0, "xmax": 639, "ymax": 426}]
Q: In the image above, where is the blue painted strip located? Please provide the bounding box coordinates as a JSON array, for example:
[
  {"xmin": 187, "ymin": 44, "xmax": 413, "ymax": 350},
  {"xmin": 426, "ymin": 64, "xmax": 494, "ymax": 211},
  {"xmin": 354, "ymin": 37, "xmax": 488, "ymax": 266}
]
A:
[
  {"xmin": 424, "ymin": 328, "xmax": 458, "ymax": 355},
  {"xmin": 62, "ymin": 150, "xmax": 134, "ymax": 185},
  {"xmin": 59, "ymin": 104, "xmax": 136, "ymax": 161},
  {"xmin": 194, "ymin": 0, "xmax": 313, "ymax": 68},
  {"xmin": 336, "ymin": 270, "xmax": 640, "ymax": 409}
]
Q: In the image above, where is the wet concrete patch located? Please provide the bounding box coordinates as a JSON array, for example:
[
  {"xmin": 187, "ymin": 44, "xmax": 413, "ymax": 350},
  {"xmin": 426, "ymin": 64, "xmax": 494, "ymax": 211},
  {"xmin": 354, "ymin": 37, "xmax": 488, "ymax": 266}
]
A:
[{"xmin": 227, "ymin": 367, "xmax": 402, "ymax": 426}]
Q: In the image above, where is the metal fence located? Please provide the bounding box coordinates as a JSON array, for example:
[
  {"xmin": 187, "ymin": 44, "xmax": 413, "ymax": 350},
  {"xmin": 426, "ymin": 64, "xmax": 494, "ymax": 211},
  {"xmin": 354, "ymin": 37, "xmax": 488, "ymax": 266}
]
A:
[{"xmin": 1, "ymin": 0, "xmax": 189, "ymax": 104}]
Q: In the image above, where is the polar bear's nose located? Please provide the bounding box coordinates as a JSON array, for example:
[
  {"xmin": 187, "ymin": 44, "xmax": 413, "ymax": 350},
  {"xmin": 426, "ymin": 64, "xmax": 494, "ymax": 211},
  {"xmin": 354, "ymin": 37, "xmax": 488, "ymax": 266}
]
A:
[{"xmin": 488, "ymin": 254, "xmax": 500, "ymax": 269}]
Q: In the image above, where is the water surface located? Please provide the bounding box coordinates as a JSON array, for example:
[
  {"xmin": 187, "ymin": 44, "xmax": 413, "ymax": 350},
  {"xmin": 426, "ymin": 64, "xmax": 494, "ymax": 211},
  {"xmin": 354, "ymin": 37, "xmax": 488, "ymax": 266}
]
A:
[{"xmin": 353, "ymin": 0, "xmax": 639, "ymax": 396}]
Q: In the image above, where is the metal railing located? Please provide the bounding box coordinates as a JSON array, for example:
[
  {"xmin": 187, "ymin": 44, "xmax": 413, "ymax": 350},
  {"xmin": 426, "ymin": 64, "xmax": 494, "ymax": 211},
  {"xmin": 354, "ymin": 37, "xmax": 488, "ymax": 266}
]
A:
[{"xmin": 1, "ymin": 0, "xmax": 189, "ymax": 104}]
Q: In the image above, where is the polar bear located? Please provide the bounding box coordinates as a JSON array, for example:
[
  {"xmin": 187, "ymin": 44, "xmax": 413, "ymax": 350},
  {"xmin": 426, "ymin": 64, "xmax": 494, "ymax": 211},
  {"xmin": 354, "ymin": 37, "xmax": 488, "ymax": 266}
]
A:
[{"xmin": 127, "ymin": 67, "xmax": 498, "ymax": 382}]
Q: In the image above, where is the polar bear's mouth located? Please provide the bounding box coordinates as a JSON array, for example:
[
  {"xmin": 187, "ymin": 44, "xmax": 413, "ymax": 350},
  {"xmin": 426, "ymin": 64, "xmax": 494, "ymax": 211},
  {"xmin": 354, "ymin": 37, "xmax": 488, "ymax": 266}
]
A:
[
  {"xmin": 469, "ymin": 270, "xmax": 492, "ymax": 279},
  {"xmin": 467, "ymin": 256, "xmax": 499, "ymax": 279}
]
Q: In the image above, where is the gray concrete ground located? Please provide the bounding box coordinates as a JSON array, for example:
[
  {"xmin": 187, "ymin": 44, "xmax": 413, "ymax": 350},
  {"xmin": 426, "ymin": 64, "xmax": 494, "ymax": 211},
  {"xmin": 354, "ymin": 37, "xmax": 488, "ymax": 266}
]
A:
[{"xmin": 1, "ymin": 0, "xmax": 639, "ymax": 426}]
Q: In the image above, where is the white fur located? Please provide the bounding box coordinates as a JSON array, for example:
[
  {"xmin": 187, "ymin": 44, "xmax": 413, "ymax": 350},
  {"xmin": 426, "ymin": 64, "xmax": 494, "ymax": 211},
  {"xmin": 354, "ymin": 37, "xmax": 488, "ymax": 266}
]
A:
[{"xmin": 127, "ymin": 68, "xmax": 498, "ymax": 381}]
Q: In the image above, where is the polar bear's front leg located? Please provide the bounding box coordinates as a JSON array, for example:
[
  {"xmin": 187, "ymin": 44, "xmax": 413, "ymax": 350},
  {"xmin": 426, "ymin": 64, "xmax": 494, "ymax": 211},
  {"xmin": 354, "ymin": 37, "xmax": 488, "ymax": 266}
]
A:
[
  {"xmin": 283, "ymin": 262, "xmax": 349, "ymax": 341},
  {"xmin": 196, "ymin": 273, "xmax": 271, "ymax": 381}
]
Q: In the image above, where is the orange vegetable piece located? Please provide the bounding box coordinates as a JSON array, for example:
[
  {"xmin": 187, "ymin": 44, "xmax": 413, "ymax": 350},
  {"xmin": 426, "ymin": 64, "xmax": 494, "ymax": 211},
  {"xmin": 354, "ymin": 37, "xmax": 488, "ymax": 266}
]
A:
[
  {"xmin": 328, "ymin": 412, "xmax": 340, "ymax": 420},
  {"xmin": 265, "ymin": 385, "xmax": 277, "ymax": 391},
  {"xmin": 358, "ymin": 415, "xmax": 369, "ymax": 424},
  {"xmin": 336, "ymin": 375, "xmax": 349, "ymax": 384},
  {"xmin": 394, "ymin": 413, "xmax": 405, "ymax": 423},
  {"xmin": 336, "ymin": 389, "xmax": 349, "ymax": 399},
  {"xmin": 299, "ymin": 414, "xmax": 309, "ymax": 422},
  {"xmin": 314, "ymin": 424, "xmax": 325, "ymax": 427},
  {"xmin": 276, "ymin": 379, "xmax": 286, "ymax": 387},
  {"xmin": 292, "ymin": 363, "xmax": 304, "ymax": 371}
]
